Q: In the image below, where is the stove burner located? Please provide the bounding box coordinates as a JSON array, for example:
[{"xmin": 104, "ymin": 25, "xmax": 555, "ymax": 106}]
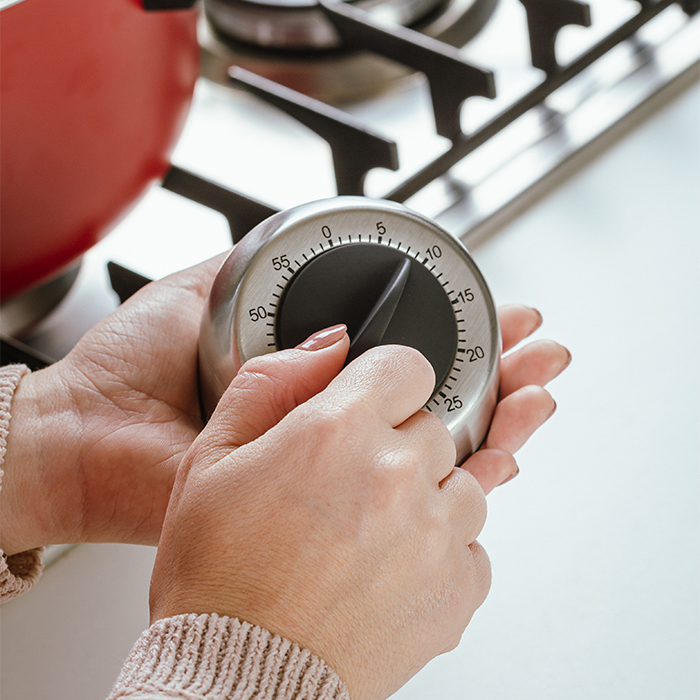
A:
[
  {"xmin": 205, "ymin": 0, "xmax": 448, "ymax": 50},
  {"xmin": 200, "ymin": 0, "xmax": 499, "ymax": 101}
]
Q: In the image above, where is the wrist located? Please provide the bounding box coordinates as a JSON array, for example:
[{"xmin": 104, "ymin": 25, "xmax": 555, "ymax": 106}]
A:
[{"xmin": 0, "ymin": 364, "xmax": 83, "ymax": 555}]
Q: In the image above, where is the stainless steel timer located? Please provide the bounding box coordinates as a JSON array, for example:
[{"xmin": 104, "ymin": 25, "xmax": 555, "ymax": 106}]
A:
[{"xmin": 199, "ymin": 196, "xmax": 501, "ymax": 463}]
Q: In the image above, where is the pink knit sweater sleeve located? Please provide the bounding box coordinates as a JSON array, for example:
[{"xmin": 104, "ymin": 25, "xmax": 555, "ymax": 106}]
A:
[
  {"xmin": 0, "ymin": 364, "xmax": 44, "ymax": 602},
  {"xmin": 109, "ymin": 614, "xmax": 351, "ymax": 700}
]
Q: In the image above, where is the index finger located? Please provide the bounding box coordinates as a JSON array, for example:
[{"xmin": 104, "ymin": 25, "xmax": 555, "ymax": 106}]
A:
[{"xmin": 320, "ymin": 344, "xmax": 436, "ymax": 427}]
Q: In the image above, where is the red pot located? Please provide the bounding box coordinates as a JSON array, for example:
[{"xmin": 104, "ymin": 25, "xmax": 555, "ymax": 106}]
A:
[{"xmin": 0, "ymin": 0, "xmax": 200, "ymax": 300}]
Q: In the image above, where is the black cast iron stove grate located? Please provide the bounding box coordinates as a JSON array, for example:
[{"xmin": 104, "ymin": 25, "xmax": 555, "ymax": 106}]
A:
[{"xmin": 2, "ymin": 0, "xmax": 698, "ymax": 371}]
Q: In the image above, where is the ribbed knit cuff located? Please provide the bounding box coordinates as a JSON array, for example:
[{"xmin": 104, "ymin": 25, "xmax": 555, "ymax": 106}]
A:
[
  {"xmin": 109, "ymin": 614, "xmax": 352, "ymax": 700},
  {"xmin": 0, "ymin": 364, "xmax": 44, "ymax": 603}
]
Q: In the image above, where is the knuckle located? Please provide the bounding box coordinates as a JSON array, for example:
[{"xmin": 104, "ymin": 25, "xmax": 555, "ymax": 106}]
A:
[
  {"xmin": 369, "ymin": 451, "xmax": 423, "ymax": 512},
  {"xmin": 517, "ymin": 383, "xmax": 553, "ymax": 408},
  {"xmin": 434, "ymin": 556, "xmax": 481, "ymax": 653},
  {"xmin": 356, "ymin": 344, "xmax": 435, "ymax": 390},
  {"xmin": 516, "ymin": 385, "xmax": 556, "ymax": 421},
  {"xmin": 236, "ymin": 354, "xmax": 291, "ymax": 396},
  {"xmin": 420, "ymin": 411, "xmax": 457, "ymax": 460},
  {"xmin": 423, "ymin": 505, "xmax": 453, "ymax": 548},
  {"xmin": 467, "ymin": 540, "xmax": 492, "ymax": 605},
  {"xmin": 436, "ymin": 540, "xmax": 492, "ymax": 651},
  {"xmin": 443, "ymin": 467, "xmax": 488, "ymax": 537},
  {"xmin": 293, "ymin": 402, "xmax": 349, "ymax": 451},
  {"xmin": 471, "ymin": 483, "xmax": 488, "ymax": 533},
  {"xmin": 416, "ymin": 408, "xmax": 451, "ymax": 438},
  {"xmin": 442, "ymin": 627, "xmax": 466, "ymax": 654}
]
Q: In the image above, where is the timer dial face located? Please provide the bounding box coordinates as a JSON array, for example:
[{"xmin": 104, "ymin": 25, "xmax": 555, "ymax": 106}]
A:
[
  {"xmin": 199, "ymin": 197, "xmax": 500, "ymax": 462},
  {"xmin": 276, "ymin": 243, "xmax": 460, "ymax": 391}
]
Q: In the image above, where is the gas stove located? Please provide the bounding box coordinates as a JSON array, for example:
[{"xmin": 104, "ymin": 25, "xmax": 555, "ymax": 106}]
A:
[{"xmin": 1, "ymin": 0, "xmax": 699, "ymax": 564}]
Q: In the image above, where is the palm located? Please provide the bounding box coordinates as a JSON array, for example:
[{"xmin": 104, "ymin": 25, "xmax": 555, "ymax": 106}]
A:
[{"xmin": 56, "ymin": 257, "xmax": 222, "ymax": 545}]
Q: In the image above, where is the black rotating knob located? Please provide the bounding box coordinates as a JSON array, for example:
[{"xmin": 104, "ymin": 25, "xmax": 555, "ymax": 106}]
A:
[{"xmin": 276, "ymin": 243, "xmax": 459, "ymax": 391}]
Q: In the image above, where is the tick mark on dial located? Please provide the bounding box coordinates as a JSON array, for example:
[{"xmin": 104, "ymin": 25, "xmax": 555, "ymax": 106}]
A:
[{"xmin": 276, "ymin": 242, "xmax": 458, "ymax": 391}]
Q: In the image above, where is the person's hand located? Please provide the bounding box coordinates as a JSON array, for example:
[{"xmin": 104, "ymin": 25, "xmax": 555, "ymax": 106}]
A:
[
  {"xmin": 0, "ymin": 255, "xmax": 224, "ymax": 555},
  {"xmin": 150, "ymin": 313, "xmax": 568, "ymax": 700},
  {"xmin": 0, "ymin": 238, "xmax": 567, "ymax": 561},
  {"xmin": 465, "ymin": 304, "xmax": 569, "ymax": 493}
]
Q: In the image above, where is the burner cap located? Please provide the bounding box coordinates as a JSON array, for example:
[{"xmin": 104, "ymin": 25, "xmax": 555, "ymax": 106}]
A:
[
  {"xmin": 204, "ymin": 0, "xmax": 448, "ymax": 50},
  {"xmin": 200, "ymin": 0, "xmax": 499, "ymax": 101}
]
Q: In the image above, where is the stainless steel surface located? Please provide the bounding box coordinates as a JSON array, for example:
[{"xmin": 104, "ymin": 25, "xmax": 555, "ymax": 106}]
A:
[
  {"xmin": 199, "ymin": 197, "xmax": 500, "ymax": 462},
  {"xmin": 0, "ymin": 263, "xmax": 80, "ymax": 338},
  {"xmin": 194, "ymin": 2, "xmax": 700, "ymax": 218},
  {"xmin": 425, "ymin": 2, "xmax": 700, "ymax": 243},
  {"xmin": 204, "ymin": 0, "xmax": 448, "ymax": 50},
  {"xmin": 199, "ymin": 0, "xmax": 499, "ymax": 100}
]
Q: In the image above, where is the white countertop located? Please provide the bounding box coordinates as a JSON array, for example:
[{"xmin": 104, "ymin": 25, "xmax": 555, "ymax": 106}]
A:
[{"xmin": 1, "ymin": 81, "xmax": 698, "ymax": 700}]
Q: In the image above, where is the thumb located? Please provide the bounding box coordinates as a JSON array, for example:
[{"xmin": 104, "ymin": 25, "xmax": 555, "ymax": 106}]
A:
[{"xmin": 205, "ymin": 324, "xmax": 350, "ymax": 452}]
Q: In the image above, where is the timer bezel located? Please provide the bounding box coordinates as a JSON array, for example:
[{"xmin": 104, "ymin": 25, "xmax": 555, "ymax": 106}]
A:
[{"xmin": 199, "ymin": 196, "xmax": 500, "ymax": 462}]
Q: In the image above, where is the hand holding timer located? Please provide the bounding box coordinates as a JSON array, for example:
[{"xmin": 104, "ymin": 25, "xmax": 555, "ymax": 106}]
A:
[{"xmin": 199, "ymin": 196, "xmax": 500, "ymax": 463}]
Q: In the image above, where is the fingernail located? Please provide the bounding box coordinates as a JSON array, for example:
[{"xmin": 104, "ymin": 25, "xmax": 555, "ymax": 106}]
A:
[
  {"xmin": 500, "ymin": 464, "xmax": 520, "ymax": 486},
  {"xmin": 531, "ymin": 307, "xmax": 543, "ymax": 330},
  {"xmin": 296, "ymin": 324, "xmax": 348, "ymax": 351},
  {"xmin": 564, "ymin": 347, "xmax": 573, "ymax": 367},
  {"xmin": 548, "ymin": 398, "xmax": 558, "ymax": 418}
]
